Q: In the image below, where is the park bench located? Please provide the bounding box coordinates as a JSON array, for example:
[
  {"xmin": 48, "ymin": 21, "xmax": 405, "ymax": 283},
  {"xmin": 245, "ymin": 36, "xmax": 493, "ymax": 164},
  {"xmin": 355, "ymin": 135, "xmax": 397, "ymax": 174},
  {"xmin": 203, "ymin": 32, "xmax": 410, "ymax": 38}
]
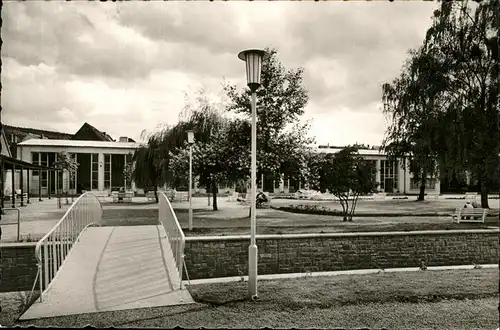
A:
[
  {"xmin": 237, "ymin": 192, "xmax": 271, "ymax": 208},
  {"xmin": 112, "ymin": 191, "xmax": 134, "ymax": 203},
  {"xmin": 464, "ymin": 192, "xmax": 478, "ymax": 200},
  {"xmin": 373, "ymin": 193, "xmax": 387, "ymax": 200},
  {"xmin": 15, "ymin": 189, "xmax": 28, "ymax": 201},
  {"xmin": 171, "ymin": 191, "xmax": 189, "ymax": 202},
  {"xmin": 146, "ymin": 191, "xmax": 156, "ymax": 201},
  {"xmin": 227, "ymin": 191, "xmax": 239, "ymax": 202},
  {"xmin": 426, "ymin": 193, "xmax": 439, "ymax": 200},
  {"xmin": 238, "ymin": 193, "xmax": 252, "ymax": 205},
  {"xmin": 452, "ymin": 207, "xmax": 488, "ymax": 223}
]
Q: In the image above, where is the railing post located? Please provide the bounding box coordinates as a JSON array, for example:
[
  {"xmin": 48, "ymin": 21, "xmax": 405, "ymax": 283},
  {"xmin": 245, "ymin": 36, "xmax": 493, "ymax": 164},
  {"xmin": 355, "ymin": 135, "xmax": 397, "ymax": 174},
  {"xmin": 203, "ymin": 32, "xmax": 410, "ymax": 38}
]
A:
[
  {"xmin": 38, "ymin": 262, "xmax": 43, "ymax": 302},
  {"xmin": 59, "ymin": 227, "xmax": 63, "ymax": 266},
  {"xmin": 17, "ymin": 209, "xmax": 20, "ymax": 242},
  {"xmin": 52, "ymin": 235, "xmax": 57, "ymax": 280},
  {"xmin": 43, "ymin": 240, "xmax": 48, "ymax": 295}
]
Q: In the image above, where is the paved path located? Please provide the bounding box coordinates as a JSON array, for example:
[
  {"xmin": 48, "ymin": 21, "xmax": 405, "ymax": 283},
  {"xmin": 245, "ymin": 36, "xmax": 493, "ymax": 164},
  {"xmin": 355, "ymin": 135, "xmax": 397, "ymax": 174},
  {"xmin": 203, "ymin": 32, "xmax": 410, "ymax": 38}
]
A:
[
  {"xmin": 20, "ymin": 225, "xmax": 194, "ymax": 320},
  {"xmin": 1, "ymin": 198, "xmax": 70, "ymax": 242}
]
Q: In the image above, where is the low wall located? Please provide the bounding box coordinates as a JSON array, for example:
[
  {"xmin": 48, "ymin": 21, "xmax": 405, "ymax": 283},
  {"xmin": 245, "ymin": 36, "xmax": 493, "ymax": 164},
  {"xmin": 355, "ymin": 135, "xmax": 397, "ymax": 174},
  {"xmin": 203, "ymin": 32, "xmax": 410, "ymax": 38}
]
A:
[
  {"xmin": 1, "ymin": 242, "xmax": 39, "ymax": 292},
  {"xmin": 2, "ymin": 230, "xmax": 498, "ymax": 292},
  {"xmin": 183, "ymin": 229, "xmax": 499, "ymax": 280}
]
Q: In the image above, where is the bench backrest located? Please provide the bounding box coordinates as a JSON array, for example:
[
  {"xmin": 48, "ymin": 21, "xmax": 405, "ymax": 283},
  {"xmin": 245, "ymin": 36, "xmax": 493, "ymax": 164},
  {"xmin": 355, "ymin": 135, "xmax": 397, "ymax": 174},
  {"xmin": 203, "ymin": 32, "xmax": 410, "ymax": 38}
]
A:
[{"xmin": 456, "ymin": 207, "xmax": 487, "ymax": 215}]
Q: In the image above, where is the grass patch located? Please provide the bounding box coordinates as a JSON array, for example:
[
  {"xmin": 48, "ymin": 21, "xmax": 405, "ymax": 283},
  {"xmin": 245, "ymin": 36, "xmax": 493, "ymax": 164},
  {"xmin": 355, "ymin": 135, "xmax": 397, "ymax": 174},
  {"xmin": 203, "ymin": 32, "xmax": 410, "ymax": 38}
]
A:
[
  {"xmin": 188, "ymin": 269, "xmax": 499, "ymax": 308},
  {"xmin": 0, "ymin": 291, "xmax": 40, "ymax": 325},
  {"xmin": 12, "ymin": 269, "xmax": 498, "ymax": 329},
  {"xmin": 182, "ymin": 221, "xmax": 494, "ymax": 236},
  {"xmin": 100, "ymin": 209, "xmax": 158, "ymax": 227}
]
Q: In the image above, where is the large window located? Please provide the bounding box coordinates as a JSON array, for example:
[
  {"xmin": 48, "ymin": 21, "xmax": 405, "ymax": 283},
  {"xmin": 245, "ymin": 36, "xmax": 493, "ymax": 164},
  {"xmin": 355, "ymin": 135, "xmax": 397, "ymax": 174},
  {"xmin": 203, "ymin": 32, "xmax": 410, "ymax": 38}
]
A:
[
  {"xmin": 91, "ymin": 153, "xmax": 99, "ymax": 190},
  {"xmin": 31, "ymin": 152, "xmax": 39, "ymax": 176},
  {"xmin": 40, "ymin": 152, "xmax": 49, "ymax": 189},
  {"xmin": 380, "ymin": 160, "xmax": 399, "ymax": 192},
  {"xmin": 104, "ymin": 154, "xmax": 111, "ymax": 190},
  {"xmin": 410, "ymin": 178, "xmax": 436, "ymax": 190}
]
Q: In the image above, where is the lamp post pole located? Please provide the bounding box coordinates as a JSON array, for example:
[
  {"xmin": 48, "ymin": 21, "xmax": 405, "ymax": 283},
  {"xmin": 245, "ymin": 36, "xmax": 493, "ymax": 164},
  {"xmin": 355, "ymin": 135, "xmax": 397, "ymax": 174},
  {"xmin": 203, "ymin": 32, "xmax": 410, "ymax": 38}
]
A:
[
  {"xmin": 238, "ymin": 48, "xmax": 266, "ymax": 300},
  {"xmin": 189, "ymin": 144, "xmax": 193, "ymax": 230},
  {"xmin": 249, "ymin": 89, "xmax": 258, "ymax": 298},
  {"xmin": 187, "ymin": 130, "xmax": 195, "ymax": 231}
]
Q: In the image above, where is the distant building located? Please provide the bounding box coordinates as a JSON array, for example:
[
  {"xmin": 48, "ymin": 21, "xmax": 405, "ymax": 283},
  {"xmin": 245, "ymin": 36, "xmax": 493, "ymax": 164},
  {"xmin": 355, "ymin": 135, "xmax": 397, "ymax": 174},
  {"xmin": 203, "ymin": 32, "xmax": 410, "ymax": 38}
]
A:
[
  {"xmin": 312, "ymin": 145, "xmax": 440, "ymax": 195},
  {"xmin": 8, "ymin": 122, "xmax": 140, "ymax": 197},
  {"xmin": 3, "ymin": 124, "xmax": 73, "ymax": 158}
]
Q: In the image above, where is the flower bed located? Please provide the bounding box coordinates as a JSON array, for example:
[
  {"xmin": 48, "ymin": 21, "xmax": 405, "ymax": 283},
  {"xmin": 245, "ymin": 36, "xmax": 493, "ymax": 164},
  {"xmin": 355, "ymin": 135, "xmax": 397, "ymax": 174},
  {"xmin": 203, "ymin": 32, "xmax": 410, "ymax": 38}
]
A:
[
  {"xmin": 273, "ymin": 204, "xmax": 343, "ymax": 216},
  {"xmin": 271, "ymin": 204, "xmax": 452, "ymax": 217}
]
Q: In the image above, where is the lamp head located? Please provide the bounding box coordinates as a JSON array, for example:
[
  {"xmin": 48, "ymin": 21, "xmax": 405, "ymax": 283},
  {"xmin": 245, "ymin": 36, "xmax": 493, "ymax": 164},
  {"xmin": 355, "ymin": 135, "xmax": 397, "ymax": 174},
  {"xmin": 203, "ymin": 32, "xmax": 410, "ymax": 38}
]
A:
[
  {"xmin": 238, "ymin": 49, "xmax": 267, "ymax": 92},
  {"xmin": 187, "ymin": 130, "xmax": 195, "ymax": 144}
]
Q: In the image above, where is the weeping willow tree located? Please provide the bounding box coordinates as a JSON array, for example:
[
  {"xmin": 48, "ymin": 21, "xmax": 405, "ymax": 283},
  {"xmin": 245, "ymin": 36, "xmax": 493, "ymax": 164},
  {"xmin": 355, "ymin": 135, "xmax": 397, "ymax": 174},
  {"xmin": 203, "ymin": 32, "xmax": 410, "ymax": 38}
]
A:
[
  {"xmin": 164, "ymin": 89, "xmax": 240, "ymax": 210},
  {"xmin": 131, "ymin": 131, "xmax": 166, "ymax": 203},
  {"xmin": 381, "ymin": 47, "xmax": 445, "ymax": 201},
  {"xmin": 422, "ymin": 0, "xmax": 499, "ymax": 207}
]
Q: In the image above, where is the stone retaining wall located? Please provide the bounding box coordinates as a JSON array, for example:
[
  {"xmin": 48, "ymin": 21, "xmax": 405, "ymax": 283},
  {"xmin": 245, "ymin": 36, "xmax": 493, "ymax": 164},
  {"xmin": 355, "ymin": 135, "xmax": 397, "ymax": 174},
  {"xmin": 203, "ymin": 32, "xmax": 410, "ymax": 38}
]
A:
[
  {"xmin": 1, "ymin": 243, "xmax": 38, "ymax": 292},
  {"xmin": 2, "ymin": 230, "xmax": 498, "ymax": 291},
  {"xmin": 183, "ymin": 229, "xmax": 499, "ymax": 280}
]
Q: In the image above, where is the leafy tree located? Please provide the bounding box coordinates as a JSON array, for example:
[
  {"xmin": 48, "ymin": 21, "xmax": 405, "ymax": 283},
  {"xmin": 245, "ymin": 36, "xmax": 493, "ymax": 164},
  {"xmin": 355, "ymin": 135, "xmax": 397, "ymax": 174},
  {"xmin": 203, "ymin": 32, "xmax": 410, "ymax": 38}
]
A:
[
  {"xmin": 164, "ymin": 90, "xmax": 240, "ymax": 210},
  {"xmin": 224, "ymin": 47, "xmax": 313, "ymax": 187},
  {"xmin": 131, "ymin": 132, "xmax": 165, "ymax": 203},
  {"xmin": 123, "ymin": 152, "xmax": 134, "ymax": 190},
  {"xmin": 382, "ymin": 47, "xmax": 444, "ymax": 201},
  {"xmin": 320, "ymin": 147, "xmax": 378, "ymax": 221},
  {"xmin": 423, "ymin": 0, "xmax": 499, "ymax": 207},
  {"xmin": 53, "ymin": 152, "xmax": 79, "ymax": 205}
]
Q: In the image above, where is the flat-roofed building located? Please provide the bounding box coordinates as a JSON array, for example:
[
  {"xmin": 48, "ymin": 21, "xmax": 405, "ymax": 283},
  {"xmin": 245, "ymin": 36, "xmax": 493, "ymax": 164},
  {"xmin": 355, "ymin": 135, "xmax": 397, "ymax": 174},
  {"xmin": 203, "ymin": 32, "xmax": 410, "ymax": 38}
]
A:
[{"xmin": 17, "ymin": 138, "xmax": 140, "ymax": 196}]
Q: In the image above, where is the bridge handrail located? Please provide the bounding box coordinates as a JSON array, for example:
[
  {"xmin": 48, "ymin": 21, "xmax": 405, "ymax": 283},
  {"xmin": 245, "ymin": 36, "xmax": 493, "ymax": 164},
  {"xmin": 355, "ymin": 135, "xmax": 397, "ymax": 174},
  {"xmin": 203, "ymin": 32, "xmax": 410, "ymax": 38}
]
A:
[
  {"xmin": 158, "ymin": 191, "xmax": 185, "ymax": 287},
  {"xmin": 33, "ymin": 192, "xmax": 103, "ymax": 302}
]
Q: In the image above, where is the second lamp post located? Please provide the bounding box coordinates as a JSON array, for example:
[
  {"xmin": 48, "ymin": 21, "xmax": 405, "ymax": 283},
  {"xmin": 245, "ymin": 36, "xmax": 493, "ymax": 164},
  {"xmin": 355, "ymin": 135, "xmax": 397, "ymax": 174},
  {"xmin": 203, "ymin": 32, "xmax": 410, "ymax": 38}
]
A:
[
  {"xmin": 187, "ymin": 130, "xmax": 195, "ymax": 231},
  {"xmin": 238, "ymin": 48, "xmax": 266, "ymax": 300}
]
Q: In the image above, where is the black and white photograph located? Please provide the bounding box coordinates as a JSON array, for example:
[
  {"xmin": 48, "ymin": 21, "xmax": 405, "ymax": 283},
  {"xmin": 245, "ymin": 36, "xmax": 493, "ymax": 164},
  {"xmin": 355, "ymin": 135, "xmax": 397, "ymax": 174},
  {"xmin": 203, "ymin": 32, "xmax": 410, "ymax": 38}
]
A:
[{"xmin": 0, "ymin": 0, "xmax": 499, "ymax": 328}]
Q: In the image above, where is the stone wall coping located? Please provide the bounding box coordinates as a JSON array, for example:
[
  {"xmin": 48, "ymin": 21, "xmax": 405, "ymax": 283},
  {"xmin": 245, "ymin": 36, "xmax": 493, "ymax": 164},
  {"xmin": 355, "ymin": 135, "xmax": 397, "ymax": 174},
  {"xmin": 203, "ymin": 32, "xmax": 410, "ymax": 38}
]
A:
[
  {"xmin": 1, "ymin": 242, "xmax": 38, "ymax": 248},
  {"xmin": 185, "ymin": 228, "xmax": 500, "ymax": 242}
]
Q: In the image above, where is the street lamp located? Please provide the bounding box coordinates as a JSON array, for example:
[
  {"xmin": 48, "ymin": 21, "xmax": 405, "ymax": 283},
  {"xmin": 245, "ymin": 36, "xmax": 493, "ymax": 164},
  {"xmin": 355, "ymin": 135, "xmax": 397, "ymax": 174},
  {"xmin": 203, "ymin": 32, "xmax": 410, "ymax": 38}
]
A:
[
  {"xmin": 187, "ymin": 130, "xmax": 195, "ymax": 231},
  {"xmin": 238, "ymin": 48, "xmax": 266, "ymax": 300}
]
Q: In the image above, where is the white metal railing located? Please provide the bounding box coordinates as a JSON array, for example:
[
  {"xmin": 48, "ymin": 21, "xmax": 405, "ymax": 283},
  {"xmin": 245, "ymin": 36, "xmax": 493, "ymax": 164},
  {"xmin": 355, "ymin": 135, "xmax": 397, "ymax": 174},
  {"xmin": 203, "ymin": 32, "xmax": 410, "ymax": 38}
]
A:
[
  {"xmin": 158, "ymin": 191, "xmax": 185, "ymax": 289},
  {"xmin": 32, "ymin": 192, "xmax": 103, "ymax": 302}
]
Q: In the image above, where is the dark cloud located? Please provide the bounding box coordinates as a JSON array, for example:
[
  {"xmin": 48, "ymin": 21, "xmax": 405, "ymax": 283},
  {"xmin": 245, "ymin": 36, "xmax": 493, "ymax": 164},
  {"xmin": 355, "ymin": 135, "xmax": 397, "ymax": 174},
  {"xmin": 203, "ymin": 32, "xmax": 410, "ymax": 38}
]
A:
[
  {"xmin": 2, "ymin": 2, "xmax": 161, "ymax": 80},
  {"xmin": 1, "ymin": 1, "xmax": 439, "ymax": 144}
]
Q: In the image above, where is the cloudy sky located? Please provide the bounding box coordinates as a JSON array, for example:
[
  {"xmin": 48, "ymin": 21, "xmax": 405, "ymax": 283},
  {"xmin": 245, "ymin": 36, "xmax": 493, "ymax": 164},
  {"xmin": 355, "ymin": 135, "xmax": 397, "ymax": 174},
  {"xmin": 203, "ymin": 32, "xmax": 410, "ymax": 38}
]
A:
[{"xmin": 2, "ymin": 1, "xmax": 438, "ymax": 146}]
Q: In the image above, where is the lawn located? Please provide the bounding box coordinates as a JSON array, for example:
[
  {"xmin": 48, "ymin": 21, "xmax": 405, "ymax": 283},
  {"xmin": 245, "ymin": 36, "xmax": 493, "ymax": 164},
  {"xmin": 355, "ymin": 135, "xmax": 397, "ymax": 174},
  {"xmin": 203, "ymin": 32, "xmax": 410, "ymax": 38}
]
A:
[
  {"xmin": 97, "ymin": 197, "xmax": 498, "ymax": 236},
  {"xmin": 7, "ymin": 269, "xmax": 499, "ymax": 328},
  {"xmin": 270, "ymin": 196, "xmax": 500, "ymax": 215}
]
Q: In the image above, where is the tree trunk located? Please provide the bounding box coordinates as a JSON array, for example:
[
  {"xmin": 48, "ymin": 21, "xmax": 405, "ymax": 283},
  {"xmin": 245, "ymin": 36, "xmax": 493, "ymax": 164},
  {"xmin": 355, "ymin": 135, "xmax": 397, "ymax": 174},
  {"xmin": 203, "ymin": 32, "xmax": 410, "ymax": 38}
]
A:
[
  {"xmin": 479, "ymin": 172, "xmax": 490, "ymax": 208},
  {"xmin": 207, "ymin": 177, "xmax": 211, "ymax": 206},
  {"xmin": 212, "ymin": 180, "xmax": 218, "ymax": 211},
  {"xmin": 417, "ymin": 169, "xmax": 427, "ymax": 201},
  {"xmin": 154, "ymin": 186, "xmax": 159, "ymax": 203}
]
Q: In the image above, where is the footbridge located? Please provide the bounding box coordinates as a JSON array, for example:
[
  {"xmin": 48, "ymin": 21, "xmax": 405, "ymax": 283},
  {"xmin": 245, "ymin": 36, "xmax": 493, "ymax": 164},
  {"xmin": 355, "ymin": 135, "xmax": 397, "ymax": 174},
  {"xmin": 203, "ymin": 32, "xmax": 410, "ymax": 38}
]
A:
[{"xmin": 20, "ymin": 192, "xmax": 194, "ymax": 320}]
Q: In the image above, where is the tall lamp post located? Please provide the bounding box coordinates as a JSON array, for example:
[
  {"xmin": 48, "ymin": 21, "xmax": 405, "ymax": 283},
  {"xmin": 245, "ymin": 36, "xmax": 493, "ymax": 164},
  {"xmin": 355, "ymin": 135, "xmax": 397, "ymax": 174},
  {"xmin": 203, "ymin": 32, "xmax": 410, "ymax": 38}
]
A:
[
  {"xmin": 187, "ymin": 130, "xmax": 195, "ymax": 231},
  {"xmin": 238, "ymin": 48, "xmax": 266, "ymax": 299}
]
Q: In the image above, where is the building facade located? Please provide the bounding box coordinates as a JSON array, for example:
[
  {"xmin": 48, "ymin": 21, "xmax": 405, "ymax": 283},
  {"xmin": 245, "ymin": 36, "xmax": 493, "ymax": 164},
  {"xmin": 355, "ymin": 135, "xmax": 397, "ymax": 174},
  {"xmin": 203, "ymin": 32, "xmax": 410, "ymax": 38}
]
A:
[
  {"xmin": 5, "ymin": 122, "xmax": 140, "ymax": 197},
  {"xmin": 17, "ymin": 139, "xmax": 140, "ymax": 196},
  {"xmin": 271, "ymin": 145, "xmax": 440, "ymax": 195}
]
